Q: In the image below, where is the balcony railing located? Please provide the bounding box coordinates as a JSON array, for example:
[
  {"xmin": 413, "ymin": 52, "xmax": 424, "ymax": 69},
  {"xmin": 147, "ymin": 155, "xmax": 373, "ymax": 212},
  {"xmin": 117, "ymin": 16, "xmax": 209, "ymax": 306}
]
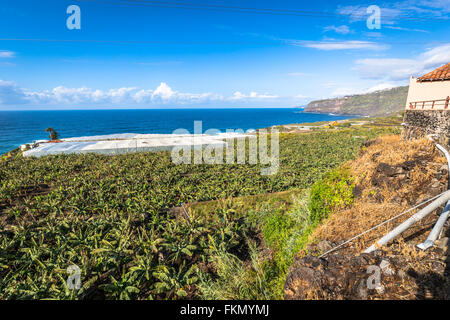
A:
[{"xmin": 409, "ymin": 96, "xmax": 450, "ymax": 110}]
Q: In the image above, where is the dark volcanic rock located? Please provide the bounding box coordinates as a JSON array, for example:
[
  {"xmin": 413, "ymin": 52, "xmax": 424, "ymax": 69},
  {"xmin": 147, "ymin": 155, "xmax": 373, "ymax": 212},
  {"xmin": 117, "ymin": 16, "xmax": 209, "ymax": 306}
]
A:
[
  {"xmin": 284, "ymin": 253, "xmax": 406, "ymax": 300},
  {"xmin": 377, "ymin": 163, "xmax": 400, "ymax": 177},
  {"xmin": 284, "ymin": 249, "xmax": 450, "ymax": 300}
]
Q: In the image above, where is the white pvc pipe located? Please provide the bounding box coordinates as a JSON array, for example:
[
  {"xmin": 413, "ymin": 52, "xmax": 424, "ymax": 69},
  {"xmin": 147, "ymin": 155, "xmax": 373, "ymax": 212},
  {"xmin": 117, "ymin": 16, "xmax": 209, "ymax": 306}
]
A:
[
  {"xmin": 417, "ymin": 202, "xmax": 450, "ymax": 250},
  {"xmin": 364, "ymin": 190, "xmax": 450, "ymax": 253},
  {"xmin": 417, "ymin": 143, "xmax": 450, "ymax": 250},
  {"xmin": 435, "ymin": 143, "xmax": 450, "ymax": 176}
]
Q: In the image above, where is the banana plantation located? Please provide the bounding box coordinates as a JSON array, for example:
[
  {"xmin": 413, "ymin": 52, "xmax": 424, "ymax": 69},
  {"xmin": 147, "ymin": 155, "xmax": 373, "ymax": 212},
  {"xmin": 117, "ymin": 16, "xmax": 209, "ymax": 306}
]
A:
[{"xmin": 0, "ymin": 126, "xmax": 400, "ymax": 299}]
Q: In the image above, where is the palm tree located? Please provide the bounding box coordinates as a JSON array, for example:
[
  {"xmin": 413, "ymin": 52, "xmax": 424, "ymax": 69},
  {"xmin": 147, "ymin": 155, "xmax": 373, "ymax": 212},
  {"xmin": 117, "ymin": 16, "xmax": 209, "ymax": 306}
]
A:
[{"xmin": 45, "ymin": 127, "xmax": 60, "ymax": 141}]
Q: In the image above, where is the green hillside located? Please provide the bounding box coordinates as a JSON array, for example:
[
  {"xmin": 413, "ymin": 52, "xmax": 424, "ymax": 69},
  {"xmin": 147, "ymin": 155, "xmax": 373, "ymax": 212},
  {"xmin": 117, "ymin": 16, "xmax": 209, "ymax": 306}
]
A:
[{"xmin": 304, "ymin": 86, "xmax": 409, "ymax": 116}]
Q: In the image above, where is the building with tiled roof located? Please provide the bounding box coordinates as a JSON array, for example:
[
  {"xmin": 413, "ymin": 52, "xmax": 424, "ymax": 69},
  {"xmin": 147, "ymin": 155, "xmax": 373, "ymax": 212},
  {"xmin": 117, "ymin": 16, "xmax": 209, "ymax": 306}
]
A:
[
  {"xmin": 417, "ymin": 62, "xmax": 450, "ymax": 82},
  {"xmin": 403, "ymin": 63, "xmax": 450, "ymax": 144},
  {"xmin": 405, "ymin": 63, "xmax": 450, "ymax": 111}
]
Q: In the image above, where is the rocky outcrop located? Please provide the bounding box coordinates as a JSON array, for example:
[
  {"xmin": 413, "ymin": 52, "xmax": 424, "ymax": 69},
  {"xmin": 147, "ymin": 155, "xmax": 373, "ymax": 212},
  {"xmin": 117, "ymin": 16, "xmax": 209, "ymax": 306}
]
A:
[
  {"xmin": 285, "ymin": 250, "xmax": 399, "ymax": 300},
  {"xmin": 285, "ymin": 241, "xmax": 449, "ymax": 300},
  {"xmin": 369, "ymin": 159, "xmax": 448, "ymax": 204}
]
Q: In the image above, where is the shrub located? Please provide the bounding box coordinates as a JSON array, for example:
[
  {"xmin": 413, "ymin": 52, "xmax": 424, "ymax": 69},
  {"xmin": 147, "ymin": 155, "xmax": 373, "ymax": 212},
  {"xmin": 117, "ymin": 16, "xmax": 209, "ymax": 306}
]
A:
[
  {"xmin": 309, "ymin": 167, "xmax": 355, "ymax": 224},
  {"xmin": 197, "ymin": 241, "xmax": 272, "ymax": 300}
]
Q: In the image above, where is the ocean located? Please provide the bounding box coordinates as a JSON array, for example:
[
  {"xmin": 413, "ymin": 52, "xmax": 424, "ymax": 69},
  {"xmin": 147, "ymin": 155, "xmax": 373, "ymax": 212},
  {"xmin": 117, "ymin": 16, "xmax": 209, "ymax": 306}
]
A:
[{"xmin": 0, "ymin": 108, "xmax": 351, "ymax": 155}]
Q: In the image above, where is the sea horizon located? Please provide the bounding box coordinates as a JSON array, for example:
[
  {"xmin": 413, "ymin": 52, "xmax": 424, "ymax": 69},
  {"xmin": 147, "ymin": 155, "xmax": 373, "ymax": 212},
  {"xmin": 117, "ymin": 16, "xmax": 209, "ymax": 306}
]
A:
[{"xmin": 0, "ymin": 108, "xmax": 352, "ymax": 154}]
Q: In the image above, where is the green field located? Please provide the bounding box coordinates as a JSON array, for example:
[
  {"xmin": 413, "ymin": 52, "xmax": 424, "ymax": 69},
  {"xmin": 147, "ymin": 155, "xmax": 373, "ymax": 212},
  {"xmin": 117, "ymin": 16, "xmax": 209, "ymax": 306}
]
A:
[{"xmin": 0, "ymin": 125, "xmax": 400, "ymax": 299}]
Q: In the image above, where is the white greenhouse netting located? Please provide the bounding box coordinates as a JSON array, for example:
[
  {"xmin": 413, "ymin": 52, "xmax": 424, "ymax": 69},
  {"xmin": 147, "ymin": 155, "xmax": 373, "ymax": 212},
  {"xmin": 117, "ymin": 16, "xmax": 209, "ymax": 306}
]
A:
[{"xmin": 22, "ymin": 132, "xmax": 250, "ymax": 157}]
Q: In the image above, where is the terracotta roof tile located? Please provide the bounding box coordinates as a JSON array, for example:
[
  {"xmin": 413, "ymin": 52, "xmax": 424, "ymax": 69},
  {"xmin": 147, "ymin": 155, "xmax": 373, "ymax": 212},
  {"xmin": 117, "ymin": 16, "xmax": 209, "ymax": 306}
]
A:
[{"xmin": 417, "ymin": 62, "xmax": 450, "ymax": 81}]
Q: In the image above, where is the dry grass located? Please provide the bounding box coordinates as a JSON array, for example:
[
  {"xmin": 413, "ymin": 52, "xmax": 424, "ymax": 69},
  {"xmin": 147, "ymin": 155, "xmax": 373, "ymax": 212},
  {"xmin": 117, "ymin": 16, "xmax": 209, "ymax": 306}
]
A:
[
  {"xmin": 310, "ymin": 135, "xmax": 446, "ymax": 254},
  {"xmin": 353, "ymin": 136, "xmax": 442, "ymax": 201}
]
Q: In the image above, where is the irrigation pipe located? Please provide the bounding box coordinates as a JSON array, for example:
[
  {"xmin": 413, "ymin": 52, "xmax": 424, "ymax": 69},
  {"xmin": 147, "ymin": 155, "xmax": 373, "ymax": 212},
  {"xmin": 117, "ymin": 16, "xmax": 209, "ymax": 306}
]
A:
[
  {"xmin": 417, "ymin": 143, "xmax": 450, "ymax": 250},
  {"xmin": 435, "ymin": 143, "xmax": 450, "ymax": 189},
  {"xmin": 364, "ymin": 190, "xmax": 450, "ymax": 253},
  {"xmin": 417, "ymin": 202, "xmax": 450, "ymax": 250},
  {"xmin": 318, "ymin": 191, "xmax": 446, "ymax": 258}
]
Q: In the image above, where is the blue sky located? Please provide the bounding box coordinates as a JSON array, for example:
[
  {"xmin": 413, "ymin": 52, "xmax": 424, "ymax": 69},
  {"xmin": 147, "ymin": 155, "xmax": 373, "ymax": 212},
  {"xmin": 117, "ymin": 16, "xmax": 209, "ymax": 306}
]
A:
[{"xmin": 0, "ymin": 0, "xmax": 449, "ymax": 109}]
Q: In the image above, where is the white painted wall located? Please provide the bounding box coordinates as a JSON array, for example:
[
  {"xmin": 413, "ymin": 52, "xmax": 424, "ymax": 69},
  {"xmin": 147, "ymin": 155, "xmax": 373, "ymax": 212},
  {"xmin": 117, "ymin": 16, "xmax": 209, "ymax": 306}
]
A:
[{"xmin": 405, "ymin": 76, "xmax": 450, "ymax": 110}]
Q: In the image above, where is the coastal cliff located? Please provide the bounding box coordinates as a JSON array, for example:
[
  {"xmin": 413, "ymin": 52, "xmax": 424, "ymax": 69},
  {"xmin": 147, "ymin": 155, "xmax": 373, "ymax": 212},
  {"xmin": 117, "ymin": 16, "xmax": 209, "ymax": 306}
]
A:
[{"xmin": 304, "ymin": 86, "xmax": 409, "ymax": 116}]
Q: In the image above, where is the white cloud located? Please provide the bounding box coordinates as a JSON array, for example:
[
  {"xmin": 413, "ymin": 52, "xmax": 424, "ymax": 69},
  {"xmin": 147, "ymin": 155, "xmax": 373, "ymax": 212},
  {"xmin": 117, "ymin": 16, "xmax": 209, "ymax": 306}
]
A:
[
  {"xmin": 323, "ymin": 25, "xmax": 351, "ymax": 35},
  {"xmin": 365, "ymin": 83, "xmax": 396, "ymax": 92},
  {"xmin": 107, "ymin": 87, "xmax": 138, "ymax": 103},
  {"xmin": 24, "ymin": 86, "xmax": 138, "ymax": 105},
  {"xmin": 0, "ymin": 80, "xmax": 28, "ymax": 104},
  {"xmin": 355, "ymin": 58, "xmax": 420, "ymax": 80},
  {"xmin": 153, "ymin": 82, "xmax": 175, "ymax": 99},
  {"xmin": 0, "ymin": 50, "xmax": 15, "ymax": 58},
  {"xmin": 418, "ymin": 0, "xmax": 450, "ymax": 12},
  {"xmin": 133, "ymin": 89, "xmax": 153, "ymax": 103},
  {"xmin": 337, "ymin": 1, "xmax": 449, "ymax": 26},
  {"xmin": 396, "ymin": 0, "xmax": 450, "ymax": 16},
  {"xmin": 331, "ymin": 87, "xmax": 358, "ymax": 97},
  {"xmin": 0, "ymin": 81, "xmax": 283, "ymax": 107},
  {"xmin": 257, "ymin": 93, "xmax": 279, "ymax": 99},
  {"xmin": 298, "ymin": 40, "xmax": 388, "ymax": 51},
  {"xmin": 230, "ymin": 92, "xmax": 246, "ymax": 100},
  {"xmin": 331, "ymin": 82, "xmax": 399, "ymax": 97},
  {"xmin": 337, "ymin": 5, "xmax": 400, "ymax": 25},
  {"xmin": 384, "ymin": 26, "xmax": 429, "ymax": 33},
  {"xmin": 29, "ymin": 82, "xmax": 223, "ymax": 106},
  {"xmin": 355, "ymin": 43, "xmax": 450, "ymax": 80},
  {"xmin": 421, "ymin": 44, "xmax": 450, "ymax": 66},
  {"xmin": 229, "ymin": 91, "xmax": 278, "ymax": 101},
  {"xmin": 148, "ymin": 83, "xmax": 223, "ymax": 104}
]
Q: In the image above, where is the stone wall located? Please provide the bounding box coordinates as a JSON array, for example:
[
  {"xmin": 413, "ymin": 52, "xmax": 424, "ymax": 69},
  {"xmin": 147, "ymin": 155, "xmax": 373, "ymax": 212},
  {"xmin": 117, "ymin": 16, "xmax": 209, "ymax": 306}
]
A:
[{"xmin": 402, "ymin": 110, "xmax": 450, "ymax": 146}]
